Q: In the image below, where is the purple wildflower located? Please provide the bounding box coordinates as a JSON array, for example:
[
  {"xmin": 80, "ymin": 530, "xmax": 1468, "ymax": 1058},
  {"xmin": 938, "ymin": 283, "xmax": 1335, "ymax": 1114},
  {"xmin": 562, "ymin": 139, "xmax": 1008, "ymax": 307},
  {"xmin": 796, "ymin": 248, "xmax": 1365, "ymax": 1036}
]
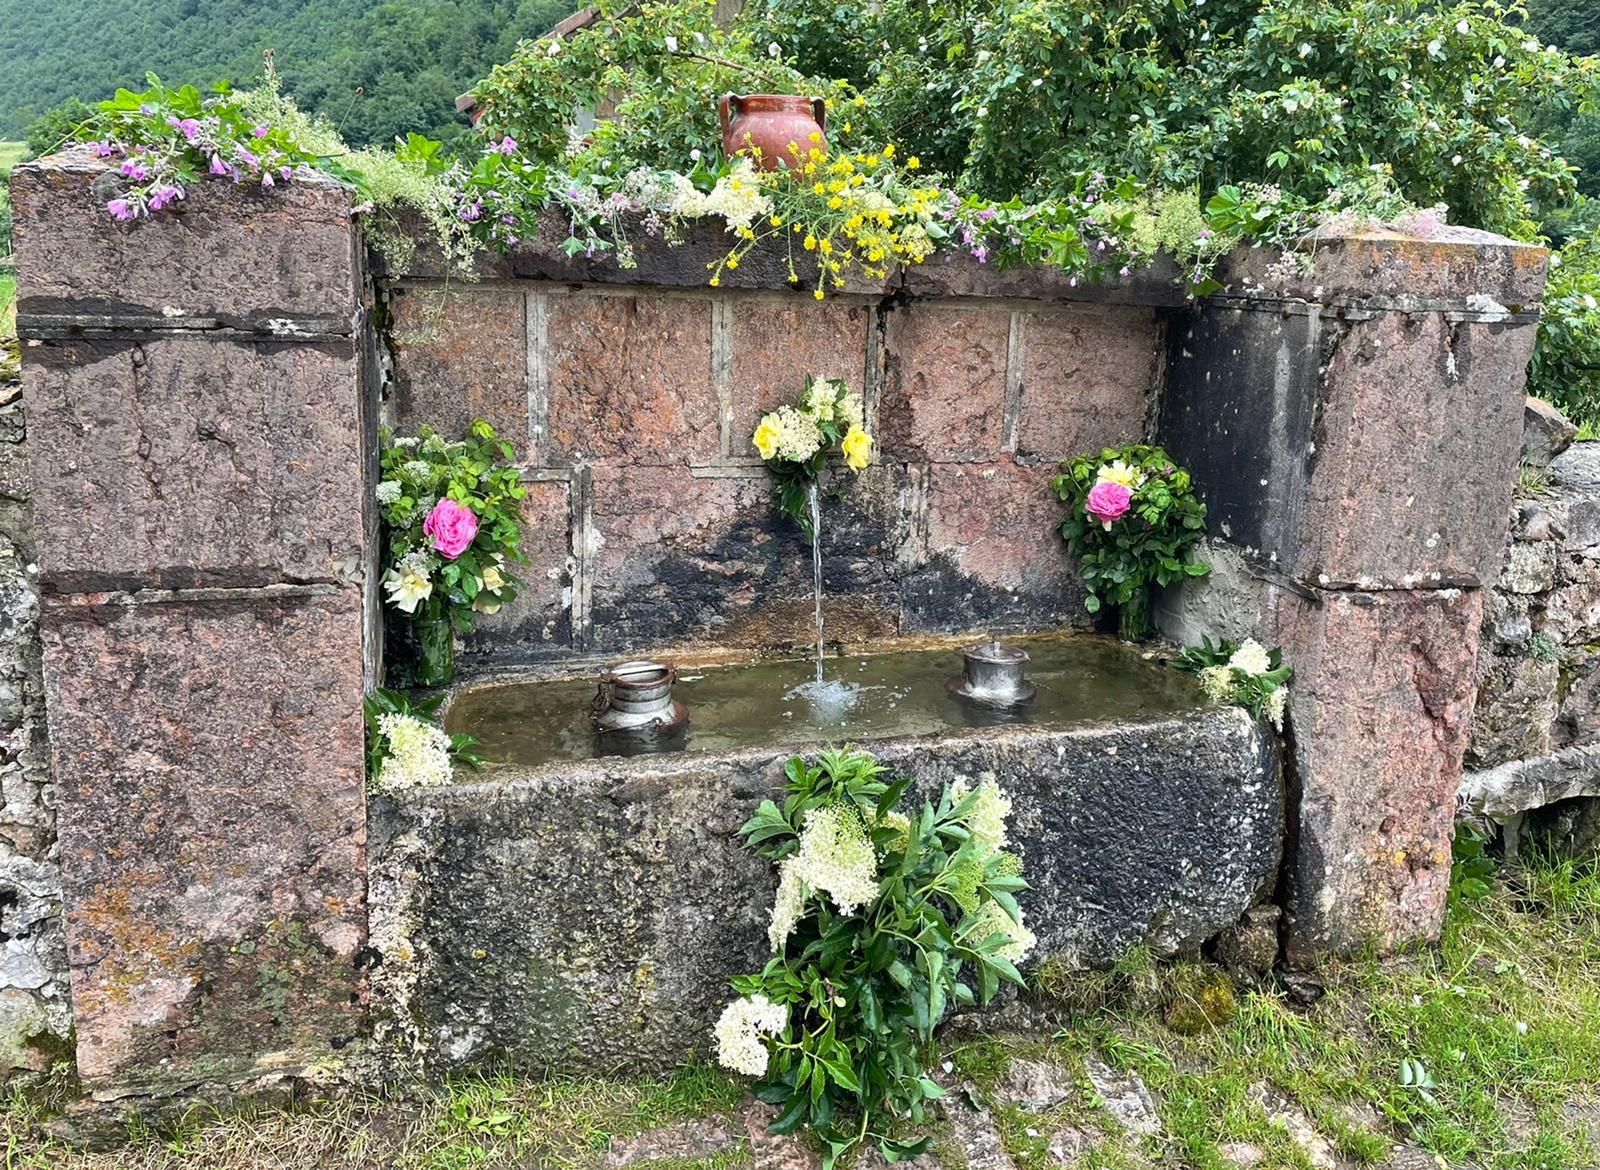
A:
[
  {"xmin": 1119, "ymin": 266, "xmax": 1131, "ymax": 277},
  {"xmin": 252, "ymin": 125, "xmax": 270, "ymax": 139},
  {"xmin": 505, "ymin": 234, "xmax": 519, "ymax": 246},
  {"xmin": 168, "ymin": 117, "xmax": 202, "ymax": 143},
  {"xmin": 209, "ymin": 153, "xmax": 229, "ymax": 176},
  {"xmin": 88, "ymin": 141, "xmax": 115, "ymax": 158},
  {"xmin": 147, "ymin": 185, "xmax": 183, "ymax": 211},
  {"xmin": 106, "ymin": 198, "xmax": 136, "ymax": 221},
  {"xmin": 279, "ymin": 166, "xmax": 292, "ymax": 181},
  {"xmin": 1198, "ymin": 228, "xmax": 1212, "ymax": 240},
  {"xmin": 120, "ymin": 161, "xmax": 150, "ymax": 181},
  {"xmin": 1096, "ymin": 240, "xmax": 1106, "ymax": 251},
  {"xmin": 495, "ymin": 135, "xmax": 518, "ymax": 156},
  {"xmin": 977, "ymin": 208, "xmax": 996, "ymax": 222},
  {"xmin": 501, "ymin": 215, "xmax": 518, "ymax": 225},
  {"xmin": 139, "ymin": 104, "xmax": 152, "ymax": 115},
  {"xmin": 261, "ymin": 171, "xmax": 275, "ymax": 189},
  {"xmin": 973, "ymin": 245, "xmax": 989, "ymax": 263},
  {"xmin": 238, "ymin": 148, "xmax": 258, "ymax": 170},
  {"xmin": 458, "ymin": 200, "xmax": 483, "ymax": 223}
]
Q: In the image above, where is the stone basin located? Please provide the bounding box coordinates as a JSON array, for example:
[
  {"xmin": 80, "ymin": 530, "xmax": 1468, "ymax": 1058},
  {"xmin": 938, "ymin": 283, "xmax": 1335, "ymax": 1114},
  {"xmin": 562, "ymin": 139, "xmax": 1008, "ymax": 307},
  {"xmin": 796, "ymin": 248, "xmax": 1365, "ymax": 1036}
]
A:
[{"xmin": 367, "ymin": 634, "xmax": 1283, "ymax": 1074}]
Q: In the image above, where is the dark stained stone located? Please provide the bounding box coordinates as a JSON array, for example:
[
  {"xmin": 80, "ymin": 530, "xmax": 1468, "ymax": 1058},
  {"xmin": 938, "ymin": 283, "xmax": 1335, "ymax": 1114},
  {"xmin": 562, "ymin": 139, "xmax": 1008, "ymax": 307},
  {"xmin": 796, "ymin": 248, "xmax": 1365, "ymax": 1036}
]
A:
[{"xmin": 367, "ymin": 710, "xmax": 1280, "ymax": 1072}]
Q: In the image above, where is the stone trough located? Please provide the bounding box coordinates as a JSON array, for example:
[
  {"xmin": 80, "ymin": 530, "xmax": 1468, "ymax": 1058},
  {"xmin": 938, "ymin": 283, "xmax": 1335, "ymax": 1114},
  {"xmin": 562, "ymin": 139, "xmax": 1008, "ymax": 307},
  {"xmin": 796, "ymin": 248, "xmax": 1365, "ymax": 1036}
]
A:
[{"xmin": 367, "ymin": 637, "xmax": 1282, "ymax": 1073}]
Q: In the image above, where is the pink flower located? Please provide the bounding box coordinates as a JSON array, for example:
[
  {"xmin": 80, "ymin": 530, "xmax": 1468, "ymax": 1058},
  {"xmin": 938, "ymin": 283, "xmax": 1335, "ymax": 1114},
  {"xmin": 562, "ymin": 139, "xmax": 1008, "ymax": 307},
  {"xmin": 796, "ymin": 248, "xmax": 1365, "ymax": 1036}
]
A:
[
  {"xmin": 1085, "ymin": 481, "xmax": 1133, "ymax": 527},
  {"xmin": 106, "ymin": 198, "xmax": 136, "ymax": 221},
  {"xmin": 496, "ymin": 135, "xmax": 518, "ymax": 155},
  {"xmin": 423, "ymin": 499, "xmax": 479, "ymax": 559}
]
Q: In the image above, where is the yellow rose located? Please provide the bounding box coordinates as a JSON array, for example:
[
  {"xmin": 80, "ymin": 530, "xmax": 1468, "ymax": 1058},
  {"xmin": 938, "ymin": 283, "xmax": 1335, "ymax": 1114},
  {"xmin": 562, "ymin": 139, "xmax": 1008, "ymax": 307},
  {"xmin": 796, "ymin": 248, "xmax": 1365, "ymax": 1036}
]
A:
[
  {"xmin": 753, "ymin": 414, "xmax": 782, "ymax": 460},
  {"xmin": 841, "ymin": 425, "xmax": 873, "ymax": 472},
  {"xmin": 481, "ymin": 564, "xmax": 505, "ymax": 593}
]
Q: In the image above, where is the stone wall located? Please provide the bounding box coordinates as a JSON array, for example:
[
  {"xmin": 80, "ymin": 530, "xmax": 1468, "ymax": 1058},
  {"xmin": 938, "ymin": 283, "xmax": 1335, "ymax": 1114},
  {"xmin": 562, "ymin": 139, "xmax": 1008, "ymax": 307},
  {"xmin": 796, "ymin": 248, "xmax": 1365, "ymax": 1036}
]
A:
[
  {"xmin": 381, "ymin": 277, "xmax": 1164, "ymax": 666},
  {"xmin": 0, "ymin": 358, "xmax": 70, "ymax": 1073},
  {"xmin": 1460, "ymin": 439, "xmax": 1600, "ymax": 839}
]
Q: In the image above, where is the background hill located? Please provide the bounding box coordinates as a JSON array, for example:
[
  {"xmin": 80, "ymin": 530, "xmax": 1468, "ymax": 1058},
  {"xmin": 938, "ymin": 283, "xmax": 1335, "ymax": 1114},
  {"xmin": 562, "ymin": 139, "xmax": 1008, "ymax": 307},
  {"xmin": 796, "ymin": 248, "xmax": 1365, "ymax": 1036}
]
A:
[{"xmin": 0, "ymin": 0, "xmax": 575, "ymax": 149}]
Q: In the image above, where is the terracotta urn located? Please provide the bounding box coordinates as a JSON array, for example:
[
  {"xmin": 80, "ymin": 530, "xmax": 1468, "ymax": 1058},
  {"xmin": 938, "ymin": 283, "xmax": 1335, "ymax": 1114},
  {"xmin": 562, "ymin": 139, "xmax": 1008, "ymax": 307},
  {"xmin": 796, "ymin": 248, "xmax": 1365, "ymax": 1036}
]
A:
[{"xmin": 719, "ymin": 94, "xmax": 827, "ymax": 171}]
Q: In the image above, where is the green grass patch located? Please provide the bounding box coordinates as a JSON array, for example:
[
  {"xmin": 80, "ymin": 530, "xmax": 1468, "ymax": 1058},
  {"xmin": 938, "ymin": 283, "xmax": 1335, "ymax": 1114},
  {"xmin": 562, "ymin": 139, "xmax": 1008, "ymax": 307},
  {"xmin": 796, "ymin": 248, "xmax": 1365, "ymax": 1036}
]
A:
[
  {"xmin": 0, "ymin": 142, "xmax": 25, "ymax": 174},
  {"xmin": 2, "ymin": 855, "xmax": 1600, "ymax": 1168}
]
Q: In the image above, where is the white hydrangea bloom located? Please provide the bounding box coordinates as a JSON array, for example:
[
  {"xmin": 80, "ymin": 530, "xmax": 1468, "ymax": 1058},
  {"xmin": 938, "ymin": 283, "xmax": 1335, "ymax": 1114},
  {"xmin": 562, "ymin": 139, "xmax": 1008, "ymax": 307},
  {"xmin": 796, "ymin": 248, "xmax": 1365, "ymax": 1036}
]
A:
[
  {"xmin": 1227, "ymin": 639, "xmax": 1272, "ymax": 676},
  {"xmin": 714, "ymin": 994, "xmax": 788, "ymax": 1077},
  {"xmin": 793, "ymin": 806, "xmax": 880, "ymax": 915},
  {"xmin": 375, "ymin": 480, "xmax": 403, "ymax": 505},
  {"xmin": 372, "ymin": 713, "xmax": 454, "ymax": 792},
  {"xmin": 767, "ymin": 857, "xmax": 807, "ymax": 951},
  {"xmin": 963, "ymin": 900, "xmax": 1036, "ymax": 963},
  {"xmin": 1198, "ymin": 665, "xmax": 1235, "ymax": 702},
  {"xmin": 950, "ymin": 775, "xmax": 1012, "ymax": 854}
]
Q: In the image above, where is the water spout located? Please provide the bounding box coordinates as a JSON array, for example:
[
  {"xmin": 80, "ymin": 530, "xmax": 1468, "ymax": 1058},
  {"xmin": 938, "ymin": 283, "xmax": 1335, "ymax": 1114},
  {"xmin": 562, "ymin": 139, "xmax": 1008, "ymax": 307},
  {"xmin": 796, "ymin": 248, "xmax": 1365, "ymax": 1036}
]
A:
[{"xmin": 809, "ymin": 483, "xmax": 823, "ymax": 685}]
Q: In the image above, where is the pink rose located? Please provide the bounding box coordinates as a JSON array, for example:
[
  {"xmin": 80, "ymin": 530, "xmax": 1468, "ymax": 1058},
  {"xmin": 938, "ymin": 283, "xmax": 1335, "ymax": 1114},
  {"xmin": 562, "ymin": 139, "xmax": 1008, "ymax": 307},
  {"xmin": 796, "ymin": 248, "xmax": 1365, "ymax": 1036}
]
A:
[
  {"xmin": 423, "ymin": 499, "xmax": 479, "ymax": 559},
  {"xmin": 1085, "ymin": 481, "xmax": 1133, "ymax": 527}
]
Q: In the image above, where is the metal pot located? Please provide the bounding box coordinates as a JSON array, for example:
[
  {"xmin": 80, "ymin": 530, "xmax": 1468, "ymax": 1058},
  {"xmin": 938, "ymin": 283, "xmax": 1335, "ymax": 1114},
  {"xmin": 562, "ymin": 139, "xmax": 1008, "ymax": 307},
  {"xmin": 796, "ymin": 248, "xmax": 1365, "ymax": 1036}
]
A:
[{"xmin": 947, "ymin": 638, "xmax": 1036, "ymax": 707}]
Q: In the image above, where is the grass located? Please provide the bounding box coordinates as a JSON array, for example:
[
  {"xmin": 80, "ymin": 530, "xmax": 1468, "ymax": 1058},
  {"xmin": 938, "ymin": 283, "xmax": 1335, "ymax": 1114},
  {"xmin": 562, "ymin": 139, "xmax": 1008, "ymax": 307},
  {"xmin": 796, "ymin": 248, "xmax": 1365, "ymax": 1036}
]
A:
[
  {"xmin": 3, "ymin": 853, "xmax": 1600, "ymax": 1169},
  {"xmin": 0, "ymin": 143, "xmax": 24, "ymax": 173}
]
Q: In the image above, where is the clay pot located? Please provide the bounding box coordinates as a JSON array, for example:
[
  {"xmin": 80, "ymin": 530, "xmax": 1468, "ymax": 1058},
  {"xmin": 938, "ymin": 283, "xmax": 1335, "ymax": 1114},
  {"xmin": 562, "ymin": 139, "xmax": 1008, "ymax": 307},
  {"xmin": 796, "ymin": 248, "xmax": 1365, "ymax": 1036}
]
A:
[{"xmin": 719, "ymin": 94, "xmax": 827, "ymax": 171}]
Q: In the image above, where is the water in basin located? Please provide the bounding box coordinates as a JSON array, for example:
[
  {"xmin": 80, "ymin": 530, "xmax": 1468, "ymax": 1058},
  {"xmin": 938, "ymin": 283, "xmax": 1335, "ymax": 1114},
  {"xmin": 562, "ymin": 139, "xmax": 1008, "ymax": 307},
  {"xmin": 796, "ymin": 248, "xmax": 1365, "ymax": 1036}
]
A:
[{"xmin": 446, "ymin": 632, "xmax": 1207, "ymax": 769}]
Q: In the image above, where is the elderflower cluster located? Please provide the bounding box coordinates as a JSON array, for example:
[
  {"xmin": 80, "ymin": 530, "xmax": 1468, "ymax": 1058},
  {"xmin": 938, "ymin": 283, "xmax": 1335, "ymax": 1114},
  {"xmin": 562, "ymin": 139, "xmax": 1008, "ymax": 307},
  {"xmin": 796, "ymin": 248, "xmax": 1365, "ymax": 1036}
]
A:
[
  {"xmin": 752, "ymin": 405, "xmax": 826, "ymax": 464},
  {"xmin": 961, "ymin": 899, "xmax": 1037, "ymax": 963},
  {"xmin": 1198, "ymin": 665, "xmax": 1235, "ymax": 702},
  {"xmin": 950, "ymin": 774, "xmax": 1011, "ymax": 854},
  {"xmin": 1265, "ymin": 686, "xmax": 1288, "ymax": 731},
  {"xmin": 371, "ymin": 713, "xmax": 453, "ymax": 793},
  {"xmin": 714, "ymin": 994, "xmax": 788, "ymax": 1077},
  {"xmin": 1227, "ymin": 639, "xmax": 1273, "ymax": 676},
  {"xmin": 674, "ymin": 159, "xmax": 773, "ymax": 232},
  {"xmin": 765, "ymin": 804, "xmax": 883, "ymax": 951}
]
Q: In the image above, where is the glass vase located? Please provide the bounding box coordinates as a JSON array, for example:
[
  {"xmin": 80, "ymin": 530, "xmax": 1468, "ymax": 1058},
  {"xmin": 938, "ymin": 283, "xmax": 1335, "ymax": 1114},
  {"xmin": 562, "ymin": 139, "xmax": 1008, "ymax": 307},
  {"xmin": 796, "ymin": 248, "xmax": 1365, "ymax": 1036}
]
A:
[
  {"xmin": 413, "ymin": 614, "xmax": 457, "ymax": 688},
  {"xmin": 1117, "ymin": 588, "xmax": 1152, "ymax": 643}
]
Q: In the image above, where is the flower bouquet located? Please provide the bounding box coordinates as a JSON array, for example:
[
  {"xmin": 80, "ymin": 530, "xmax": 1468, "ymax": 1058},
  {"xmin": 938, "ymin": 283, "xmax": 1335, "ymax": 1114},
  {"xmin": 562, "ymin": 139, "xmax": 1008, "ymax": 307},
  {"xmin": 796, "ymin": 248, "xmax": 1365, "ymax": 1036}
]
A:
[
  {"xmin": 377, "ymin": 419, "xmax": 526, "ymax": 686},
  {"xmin": 1051, "ymin": 443, "xmax": 1209, "ymax": 640},
  {"xmin": 1171, "ymin": 636, "xmax": 1293, "ymax": 730},
  {"xmin": 752, "ymin": 375, "xmax": 874, "ymax": 539}
]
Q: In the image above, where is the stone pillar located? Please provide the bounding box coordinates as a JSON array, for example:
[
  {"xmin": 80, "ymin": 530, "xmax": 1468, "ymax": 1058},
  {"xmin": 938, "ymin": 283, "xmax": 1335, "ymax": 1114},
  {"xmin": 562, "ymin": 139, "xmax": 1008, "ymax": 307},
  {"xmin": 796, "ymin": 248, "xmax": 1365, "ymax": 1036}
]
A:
[
  {"xmin": 11, "ymin": 151, "xmax": 372, "ymax": 1096},
  {"xmin": 1159, "ymin": 229, "xmax": 1547, "ymax": 963}
]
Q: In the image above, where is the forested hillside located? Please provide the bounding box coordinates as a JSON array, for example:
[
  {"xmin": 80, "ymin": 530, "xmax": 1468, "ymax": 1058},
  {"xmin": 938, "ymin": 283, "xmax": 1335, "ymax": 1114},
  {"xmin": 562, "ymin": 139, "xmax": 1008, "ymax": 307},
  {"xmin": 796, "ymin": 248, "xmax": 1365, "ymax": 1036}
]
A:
[{"xmin": 0, "ymin": 0, "xmax": 575, "ymax": 147}]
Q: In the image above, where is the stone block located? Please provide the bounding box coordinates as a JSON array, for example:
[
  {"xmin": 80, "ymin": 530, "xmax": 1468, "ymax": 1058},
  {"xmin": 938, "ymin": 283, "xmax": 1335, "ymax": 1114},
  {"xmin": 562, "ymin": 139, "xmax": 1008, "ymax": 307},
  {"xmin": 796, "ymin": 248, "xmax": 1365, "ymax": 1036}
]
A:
[
  {"xmin": 1015, "ymin": 306, "xmax": 1155, "ymax": 463},
  {"xmin": 728, "ymin": 297, "xmax": 871, "ymax": 446},
  {"xmin": 12, "ymin": 150, "xmax": 357, "ymax": 327},
  {"xmin": 1272, "ymin": 587, "xmax": 1482, "ymax": 964},
  {"xmin": 1162, "ymin": 307, "xmax": 1533, "ymax": 590},
  {"xmin": 1524, "ymin": 397, "xmax": 1577, "ymax": 469},
  {"xmin": 588, "ymin": 464, "xmax": 906, "ymax": 653},
  {"xmin": 903, "ymin": 250, "xmax": 1187, "ymax": 307},
  {"xmin": 1556, "ymin": 649, "xmax": 1600, "ymax": 749},
  {"xmin": 545, "ymin": 292, "xmax": 718, "ymax": 466},
  {"xmin": 880, "ymin": 305, "xmax": 1009, "ymax": 463},
  {"xmin": 1461, "ymin": 743, "xmax": 1600, "ymax": 820},
  {"xmin": 389, "ymin": 286, "xmax": 529, "ymax": 456},
  {"xmin": 367, "ymin": 710, "xmax": 1280, "ymax": 1071},
  {"xmin": 22, "ymin": 337, "xmax": 365, "ymax": 592},
  {"xmin": 41, "ymin": 590, "xmax": 366, "ymax": 1092},
  {"xmin": 1466, "ymin": 655, "xmax": 1558, "ymax": 768},
  {"xmin": 461, "ymin": 478, "xmax": 574, "ymax": 661},
  {"xmin": 902, "ymin": 460, "xmax": 1086, "ymax": 633},
  {"xmin": 1216, "ymin": 227, "xmax": 1548, "ymax": 310},
  {"xmin": 1498, "ymin": 542, "xmax": 1557, "ymax": 595}
]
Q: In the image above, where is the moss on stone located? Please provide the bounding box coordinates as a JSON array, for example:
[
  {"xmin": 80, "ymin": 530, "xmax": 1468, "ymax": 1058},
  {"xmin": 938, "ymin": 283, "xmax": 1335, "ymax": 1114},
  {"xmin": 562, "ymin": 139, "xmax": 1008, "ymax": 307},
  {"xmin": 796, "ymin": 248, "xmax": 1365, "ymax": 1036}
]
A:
[{"xmin": 1161, "ymin": 964, "xmax": 1237, "ymax": 1035}]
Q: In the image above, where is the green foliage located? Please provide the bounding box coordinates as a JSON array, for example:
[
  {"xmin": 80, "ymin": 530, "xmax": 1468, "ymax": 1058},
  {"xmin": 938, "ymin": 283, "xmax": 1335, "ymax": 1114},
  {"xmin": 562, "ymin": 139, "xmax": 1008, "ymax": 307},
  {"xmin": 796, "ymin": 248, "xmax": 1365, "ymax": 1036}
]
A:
[
  {"xmin": 0, "ymin": 1, "xmax": 577, "ymax": 148},
  {"xmin": 1528, "ymin": 234, "xmax": 1600, "ymax": 428},
  {"xmin": 724, "ymin": 748, "xmax": 1030, "ymax": 1167},
  {"xmin": 377, "ymin": 420, "xmax": 527, "ymax": 683},
  {"xmin": 1449, "ymin": 824, "xmax": 1497, "ymax": 905},
  {"xmin": 1170, "ymin": 636, "xmax": 1293, "ymax": 729},
  {"xmin": 1051, "ymin": 445, "xmax": 1209, "ymax": 635},
  {"xmin": 363, "ymin": 687, "xmax": 482, "ymax": 781}
]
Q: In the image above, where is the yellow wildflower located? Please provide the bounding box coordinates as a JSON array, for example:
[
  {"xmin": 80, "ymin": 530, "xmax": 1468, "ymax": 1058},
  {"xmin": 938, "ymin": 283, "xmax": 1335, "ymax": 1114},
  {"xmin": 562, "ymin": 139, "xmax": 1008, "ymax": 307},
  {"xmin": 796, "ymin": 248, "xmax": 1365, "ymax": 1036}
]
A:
[
  {"xmin": 813, "ymin": 182, "xmax": 826, "ymax": 196},
  {"xmin": 883, "ymin": 144, "xmax": 896, "ymax": 158},
  {"xmin": 808, "ymin": 131, "xmax": 822, "ymax": 144},
  {"xmin": 813, "ymin": 289, "xmax": 825, "ymax": 301},
  {"xmin": 828, "ymin": 196, "xmax": 844, "ymax": 210},
  {"xmin": 709, "ymin": 275, "xmax": 721, "ymax": 287},
  {"xmin": 803, "ymin": 234, "xmax": 818, "ymax": 251},
  {"xmin": 908, "ymin": 156, "xmax": 921, "ymax": 170},
  {"xmin": 842, "ymin": 425, "xmax": 873, "ymax": 471},
  {"xmin": 727, "ymin": 256, "xmax": 739, "ymax": 270}
]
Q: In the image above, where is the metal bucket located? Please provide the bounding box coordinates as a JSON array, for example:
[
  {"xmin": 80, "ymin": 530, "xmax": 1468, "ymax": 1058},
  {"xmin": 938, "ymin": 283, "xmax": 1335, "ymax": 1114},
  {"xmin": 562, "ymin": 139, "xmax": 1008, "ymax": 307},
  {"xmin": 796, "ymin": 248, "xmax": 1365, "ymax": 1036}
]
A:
[
  {"xmin": 593, "ymin": 660, "xmax": 689, "ymax": 733},
  {"xmin": 947, "ymin": 638, "xmax": 1036, "ymax": 707}
]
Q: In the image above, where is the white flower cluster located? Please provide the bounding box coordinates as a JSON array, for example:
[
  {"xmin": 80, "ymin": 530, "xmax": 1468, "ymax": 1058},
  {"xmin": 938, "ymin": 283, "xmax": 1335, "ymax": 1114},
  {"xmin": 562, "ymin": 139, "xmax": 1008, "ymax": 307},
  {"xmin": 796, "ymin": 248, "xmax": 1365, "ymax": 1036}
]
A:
[
  {"xmin": 1198, "ymin": 664, "xmax": 1235, "ymax": 701},
  {"xmin": 766, "ymin": 804, "xmax": 882, "ymax": 951},
  {"xmin": 961, "ymin": 899, "xmax": 1037, "ymax": 963},
  {"xmin": 372, "ymin": 713, "xmax": 454, "ymax": 793},
  {"xmin": 375, "ymin": 480, "xmax": 403, "ymax": 505},
  {"xmin": 1227, "ymin": 639, "xmax": 1272, "ymax": 676},
  {"xmin": 765, "ymin": 405, "xmax": 827, "ymax": 463},
  {"xmin": 951, "ymin": 775, "xmax": 1011, "ymax": 854},
  {"xmin": 1264, "ymin": 687, "xmax": 1288, "ymax": 731},
  {"xmin": 673, "ymin": 159, "xmax": 773, "ymax": 232},
  {"xmin": 715, "ymin": 994, "xmax": 788, "ymax": 1077}
]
